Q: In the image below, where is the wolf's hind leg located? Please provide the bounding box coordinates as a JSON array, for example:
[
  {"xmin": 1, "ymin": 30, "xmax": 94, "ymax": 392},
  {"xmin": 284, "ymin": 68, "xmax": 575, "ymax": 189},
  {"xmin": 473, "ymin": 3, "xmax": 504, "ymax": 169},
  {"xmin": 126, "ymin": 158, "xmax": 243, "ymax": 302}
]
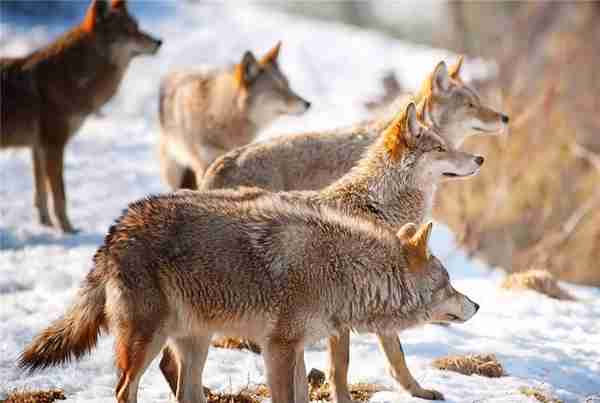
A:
[
  {"xmin": 158, "ymin": 137, "xmax": 187, "ymax": 190},
  {"xmin": 167, "ymin": 334, "xmax": 212, "ymax": 403},
  {"xmin": 377, "ymin": 333, "xmax": 444, "ymax": 400},
  {"xmin": 115, "ymin": 329, "xmax": 166, "ymax": 403}
]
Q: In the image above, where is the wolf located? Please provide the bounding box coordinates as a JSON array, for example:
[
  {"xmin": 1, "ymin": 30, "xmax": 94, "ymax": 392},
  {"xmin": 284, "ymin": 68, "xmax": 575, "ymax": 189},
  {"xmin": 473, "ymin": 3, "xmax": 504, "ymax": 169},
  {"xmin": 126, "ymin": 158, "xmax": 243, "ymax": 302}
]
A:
[
  {"xmin": 201, "ymin": 58, "xmax": 508, "ymax": 192},
  {"xmin": 0, "ymin": 0, "xmax": 162, "ymax": 233},
  {"xmin": 158, "ymin": 41, "xmax": 310, "ymax": 190},
  {"xmin": 158, "ymin": 102, "xmax": 484, "ymax": 401},
  {"xmin": 18, "ymin": 189, "xmax": 479, "ymax": 403}
]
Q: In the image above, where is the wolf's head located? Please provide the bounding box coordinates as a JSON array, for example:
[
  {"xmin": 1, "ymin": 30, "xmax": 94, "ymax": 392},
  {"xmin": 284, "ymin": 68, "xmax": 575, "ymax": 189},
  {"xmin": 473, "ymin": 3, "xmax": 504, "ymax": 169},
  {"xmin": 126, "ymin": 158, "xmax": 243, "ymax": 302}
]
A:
[
  {"xmin": 234, "ymin": 42, "xmax": 310, "ymax": 127},
  {"xmin": 381, "ymin": 102, "xmax": 484, "ymax": 187},
  {"xmin": 420, "ymin": 58, "xmax": 509, "ymax": 148},
  {"xmin": 398, "ymin": 222, "xmax": 479, "ymax": 324},
  {"xmin": 82, "ymin": 0, "xmax": 162, "ymax": 61}
]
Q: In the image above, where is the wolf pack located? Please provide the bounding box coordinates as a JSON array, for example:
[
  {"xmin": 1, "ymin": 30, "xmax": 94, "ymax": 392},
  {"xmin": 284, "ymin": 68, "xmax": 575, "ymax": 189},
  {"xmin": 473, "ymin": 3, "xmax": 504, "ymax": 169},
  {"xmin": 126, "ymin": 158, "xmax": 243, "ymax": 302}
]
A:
[{"xmin": 1, "ymin": 2, "xmax": 511, "ymax": 403}]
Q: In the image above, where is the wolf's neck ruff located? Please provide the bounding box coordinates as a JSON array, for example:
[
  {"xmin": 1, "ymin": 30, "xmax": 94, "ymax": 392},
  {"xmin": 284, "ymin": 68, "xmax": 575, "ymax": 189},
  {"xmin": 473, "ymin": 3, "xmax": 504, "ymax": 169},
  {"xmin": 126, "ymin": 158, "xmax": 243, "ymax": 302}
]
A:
[{"xmin": 317, "ymin": 130, "xmax": 428, "ymax": 227}]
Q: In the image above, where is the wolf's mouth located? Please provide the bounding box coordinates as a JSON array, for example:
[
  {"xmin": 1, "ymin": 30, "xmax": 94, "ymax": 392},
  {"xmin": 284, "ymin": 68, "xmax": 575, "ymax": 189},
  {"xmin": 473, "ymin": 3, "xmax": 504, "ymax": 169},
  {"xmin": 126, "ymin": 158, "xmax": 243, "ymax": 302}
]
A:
[
  {"xmin": 443, "ymin": 169, "xmax": 479, "ymax": 178},
  {"xmin": 472, "ymin": 126, "xmax": 497, "ymax": 133},
  {"xmin": 445, "ymin": 313, "xmax": 463, "ymax": 321}
]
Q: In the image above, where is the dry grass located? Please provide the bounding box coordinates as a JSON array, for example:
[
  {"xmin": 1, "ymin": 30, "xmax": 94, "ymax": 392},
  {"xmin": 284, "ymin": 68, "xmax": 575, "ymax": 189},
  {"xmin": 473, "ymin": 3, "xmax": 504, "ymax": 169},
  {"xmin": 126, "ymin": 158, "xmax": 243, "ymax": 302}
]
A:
[
  {"xmin": 306, "ymin": 368, "xmax": 387, "ymax": 402},
  {"xmin": 502, "ymin": 269, "xmax": 576, "ymax": 300},
  {"xmin": 432, "ymin": 353, "xmax": 505, "ymax": 378},
  {"xmin": 310, "ymin": 382, "xmax": 386, "ymax": 402},
  {"xmin": 205, "ymin": 369, "xmax": 385, "ymax": 403},
  {"xmin": 519, "ymin": 386, "xmax": 563, "ymax": 403},
  {"xmin": 211, "ymin": 337, "xmax": 261, "ymax": 354},
  {"xmin": 205, "ymin": 385, "xmax": 268, "ymax": 403},
  {"xmin": 1, "ymin": 389, "xmax": 66, "ymax": 403}
]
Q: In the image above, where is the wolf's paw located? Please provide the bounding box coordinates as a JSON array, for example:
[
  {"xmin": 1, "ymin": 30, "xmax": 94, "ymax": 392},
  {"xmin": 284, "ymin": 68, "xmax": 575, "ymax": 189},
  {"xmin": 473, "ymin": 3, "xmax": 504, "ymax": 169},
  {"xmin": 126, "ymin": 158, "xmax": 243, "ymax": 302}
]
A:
[
  {"xmin": 410, "ymin": 387, "xmax": 444, "ymax": 400},
  {"xmin": 39, "ymin": 215, "xmax": 52, "ymax": 227},
  {"xmin": 60, "ymin": 224, "xmax": 80, "ymax": 234}
]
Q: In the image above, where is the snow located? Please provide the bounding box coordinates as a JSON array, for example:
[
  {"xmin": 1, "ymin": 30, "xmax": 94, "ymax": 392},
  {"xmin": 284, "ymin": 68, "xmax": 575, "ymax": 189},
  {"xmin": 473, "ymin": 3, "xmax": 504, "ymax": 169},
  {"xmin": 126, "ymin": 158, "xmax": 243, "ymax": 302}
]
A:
[{"xmin": 1, "ymin": 3, "xmax": 599, "ymax": 403}]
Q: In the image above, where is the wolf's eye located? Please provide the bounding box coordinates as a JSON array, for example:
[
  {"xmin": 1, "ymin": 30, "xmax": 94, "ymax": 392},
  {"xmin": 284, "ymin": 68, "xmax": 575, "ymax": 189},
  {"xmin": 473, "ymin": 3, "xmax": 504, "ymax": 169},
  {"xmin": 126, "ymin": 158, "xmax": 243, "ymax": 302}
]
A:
[
  {"xmin": 467, "ymin": 102, "xmax": 475, "ymax": 108},
  {"xmin": 434, "ymin": 146, "xmax": 445, "ymax": 152}
]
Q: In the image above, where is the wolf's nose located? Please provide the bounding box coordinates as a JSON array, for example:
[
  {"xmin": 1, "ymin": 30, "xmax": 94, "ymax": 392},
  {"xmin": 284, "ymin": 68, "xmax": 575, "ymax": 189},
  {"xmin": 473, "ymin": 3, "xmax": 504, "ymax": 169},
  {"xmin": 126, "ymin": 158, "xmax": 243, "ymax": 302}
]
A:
[
  {"xmin": 474, "ymin": 302, "xmax": 480, "ymax": 313},
  {"xmin": 474, "ymin": 156, "xmax": 484, "ymax": 166},
  {"xmin": 501, "ymin": 114, "xmax": 509, "ymax": 124},
  {"xmin": 304, "ymin": 100, "xmax": 311, "ymax": 110}
]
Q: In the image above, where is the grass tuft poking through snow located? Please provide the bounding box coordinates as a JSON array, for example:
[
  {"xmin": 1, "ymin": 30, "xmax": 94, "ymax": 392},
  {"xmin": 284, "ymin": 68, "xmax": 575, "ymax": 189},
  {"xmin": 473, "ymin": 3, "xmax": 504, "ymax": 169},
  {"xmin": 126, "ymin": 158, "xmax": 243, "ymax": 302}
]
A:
[
  {"xmin": 432, "ymin": 353, "xmax": 505, "ymax": 378},
  {"xmin": 518, "ymin": 386, "xmax": 564, "ymax": 403},
  {"xmin": 2, "ymin": 389, "xmax": 66, "ymax": 403},
  {"xmin": 502, "ymin": 270, "xmax": 576, "ymax": 301}
]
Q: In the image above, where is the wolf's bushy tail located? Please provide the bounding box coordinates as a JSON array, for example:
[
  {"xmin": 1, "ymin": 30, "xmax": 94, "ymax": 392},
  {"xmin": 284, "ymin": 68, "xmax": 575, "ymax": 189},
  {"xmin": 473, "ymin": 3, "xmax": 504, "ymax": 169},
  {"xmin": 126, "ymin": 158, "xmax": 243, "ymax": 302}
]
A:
[{"xmin": 18, "ymin": 276, "xmax": 107, "ymax": 372}]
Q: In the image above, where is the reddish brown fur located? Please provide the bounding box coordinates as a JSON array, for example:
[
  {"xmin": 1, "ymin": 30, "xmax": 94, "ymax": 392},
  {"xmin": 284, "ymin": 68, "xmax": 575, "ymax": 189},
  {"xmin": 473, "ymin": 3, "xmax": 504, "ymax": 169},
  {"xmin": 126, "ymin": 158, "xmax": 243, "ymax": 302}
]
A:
[{"xmin": 382, "ymin": 110, "xmax": 409, "ymax": 161}]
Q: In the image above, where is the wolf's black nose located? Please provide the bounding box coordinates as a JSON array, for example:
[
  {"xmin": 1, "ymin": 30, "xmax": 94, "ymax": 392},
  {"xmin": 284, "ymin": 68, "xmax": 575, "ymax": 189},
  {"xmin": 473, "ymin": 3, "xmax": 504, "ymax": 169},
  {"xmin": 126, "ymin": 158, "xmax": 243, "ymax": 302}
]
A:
[
  {"xmin": 475, "ymin": 156, "xmax": 485, "ymax": 166},
  {"xmin": 501, "ymin": 114, "xmax": 509, "ymax": 124},
  {"xmin": 156, "ymin": 39, "xmax": 163, "ymax": 48},
  {"xmin": 474, "ymin": 302, "xmax": 480, "ymax": 312},
  {"xmin": 304, "ymin": 100, "xmax": 311, "ymax": 110}
]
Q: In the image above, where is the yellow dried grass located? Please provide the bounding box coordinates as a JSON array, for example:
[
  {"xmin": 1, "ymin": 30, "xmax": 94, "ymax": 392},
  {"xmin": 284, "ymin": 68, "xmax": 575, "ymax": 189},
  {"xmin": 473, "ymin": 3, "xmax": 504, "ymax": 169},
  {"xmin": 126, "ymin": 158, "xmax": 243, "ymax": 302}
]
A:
[
  {"xmin": 502, "ymin": 269, "xmax": 576, "ymax": 301},
  {"xmin": 518, "ymin": 386, "xmax": 563, "ymax": 403},
  {"xmin": 432, "ymin": 353, "xmax": 505, "ymax": 378},
  {"xmin": 2, "ymin": 389, "xmax": 66, "ymax": 403}
]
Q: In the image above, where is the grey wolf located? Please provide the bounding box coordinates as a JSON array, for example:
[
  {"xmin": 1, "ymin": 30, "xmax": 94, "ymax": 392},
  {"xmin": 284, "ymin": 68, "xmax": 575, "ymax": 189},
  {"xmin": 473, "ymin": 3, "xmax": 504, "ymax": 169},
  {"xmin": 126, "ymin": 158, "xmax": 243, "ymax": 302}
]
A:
[
  {"xmin": 158, "ymin": 41, "xmax": 310, "ymax": 190},
  {"xmin": 18, "ymin": 191, "xmax": 478, "ymax": 403}
]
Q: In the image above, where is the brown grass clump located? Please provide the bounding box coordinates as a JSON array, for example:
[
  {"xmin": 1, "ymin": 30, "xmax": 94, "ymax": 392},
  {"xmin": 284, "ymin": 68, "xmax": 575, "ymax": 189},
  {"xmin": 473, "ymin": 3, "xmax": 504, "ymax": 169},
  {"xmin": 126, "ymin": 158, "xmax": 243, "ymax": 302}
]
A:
[
  {"xmin": 220, "ymin": 370, "xmax": 385, "ymax": 403},
  {"xmin": 502, "ymin": 269, "xmax": 576, "ymax": 300},
  {"xmin": 2, "ymin": 389, "xmax": 66, "ymax": 403},
  {"xmin": 305, "ymin": 368, "xmax": 387, "ymax": 402},
  {"xmin": 310, "ymin": 382, "xmax": 386, "ymax": 402},
  {"xmin": 204, "ymin": 386, "xmax": 268, "ymax": 403},
  {"xmin": 519, "ymin": 386, "xmax": 563, "ymax": 403},
  {"xmin": 211, "ymin": 337, "xmax": 261, "ymax": 354},
  {"xmin": 432, "ymin": 353, "xmax": 505, "ymax": 378}
]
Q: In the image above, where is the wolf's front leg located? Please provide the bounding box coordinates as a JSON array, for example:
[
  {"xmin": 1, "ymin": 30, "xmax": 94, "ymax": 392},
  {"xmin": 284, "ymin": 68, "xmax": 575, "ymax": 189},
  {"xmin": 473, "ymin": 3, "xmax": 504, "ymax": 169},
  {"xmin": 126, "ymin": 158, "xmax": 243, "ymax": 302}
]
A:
[
  {"xmin": 263, "ymin": 339, "xmax": 298, "ymax": 403},
  {"xmin": 377, "ymin": 333, "xmax": 444, "ymax": 400}
]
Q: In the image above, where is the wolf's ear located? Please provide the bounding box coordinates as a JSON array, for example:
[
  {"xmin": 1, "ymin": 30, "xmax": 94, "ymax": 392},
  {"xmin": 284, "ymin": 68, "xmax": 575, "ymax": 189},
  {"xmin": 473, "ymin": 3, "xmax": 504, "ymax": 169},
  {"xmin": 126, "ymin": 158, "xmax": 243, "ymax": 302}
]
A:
[
  {"xmin": 400, "ymin": 222, "xmax": 433, "ymax": 272},
  {"xmin": 411, "ymin": 221, "xmax": 433, "ymax": 259},
  {"xmin": 405, "ymin": 221, "xmax": 433, "ymax": 268},
  {"xmin": 236, "ymin": 51, "xmax": 261, "ymax": 87},
  {"xmin": 111, "ymin": 0, "xmax": 127, "ymax": 11},
  {"xmin": 260, "ymin": 41, "xmax": 282, "ymax": 66},
  {"xmin": 83, "ymin": 0, "xmax": 110, "ymax": 31},
  {"xmin": 449, "ymin": 56, "xmax": 464, "ymax": 79},
  {"xmin": 383, "ymin": 103, "xmax": 412, "ymax": 160},
  {"xmin": 404, "ymin": 102, "xmax": 421, "ymax": 141},
  {"xmin": 397, "ymin": 223, "xmax": 418, "ymax": 243},
  {"xmin": 431, "ymin": 61, "xmax": 450, "ymax": 95}
]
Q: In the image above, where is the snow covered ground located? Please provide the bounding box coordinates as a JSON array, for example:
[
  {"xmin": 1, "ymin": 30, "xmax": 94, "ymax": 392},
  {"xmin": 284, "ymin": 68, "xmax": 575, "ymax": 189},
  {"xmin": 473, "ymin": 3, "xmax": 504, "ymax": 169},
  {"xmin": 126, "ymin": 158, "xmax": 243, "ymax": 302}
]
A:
[{"xmin": 1, "ymin": 3, "xmax": 599, "ymax": 402}]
